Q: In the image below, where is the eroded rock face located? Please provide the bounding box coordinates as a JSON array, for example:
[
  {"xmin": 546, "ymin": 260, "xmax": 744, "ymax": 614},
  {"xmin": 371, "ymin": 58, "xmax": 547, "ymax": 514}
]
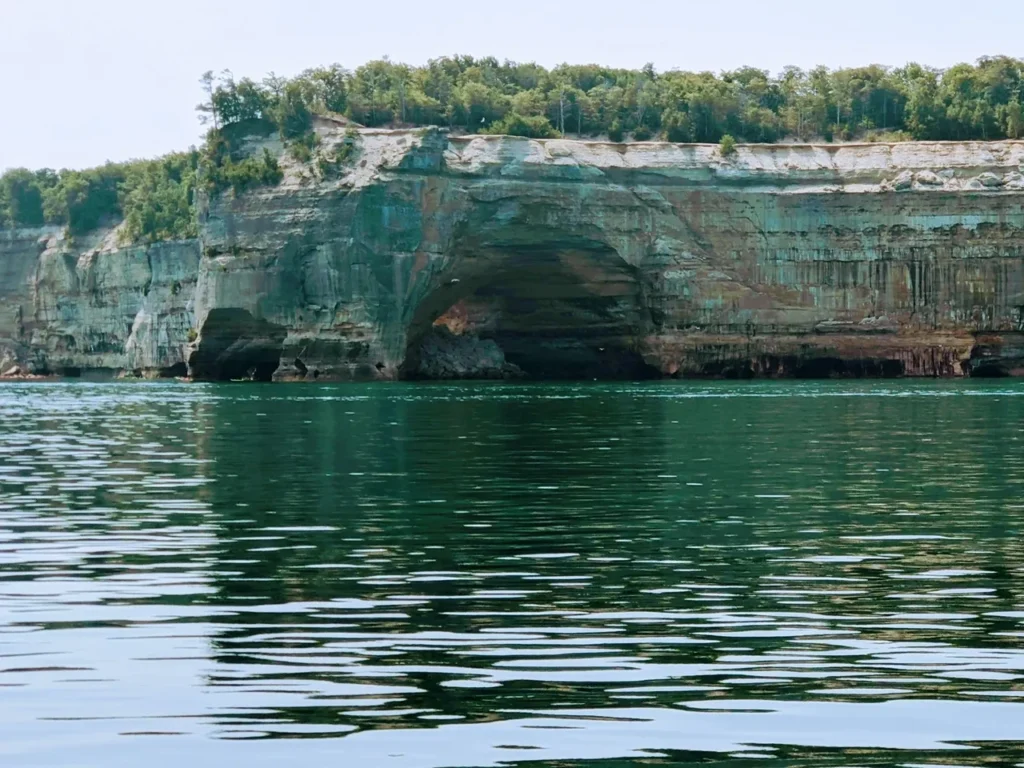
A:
[
  {"xmin": 5, "ymin": 127, "xmax": 1024, "ymax": 380},
  {"xmin": 189, "ymin": 126, "xmax": 1024, "ymax": 379},
  {"xmin": 0, "ymin": 227, "xmax": 199, "ymax": 376}
]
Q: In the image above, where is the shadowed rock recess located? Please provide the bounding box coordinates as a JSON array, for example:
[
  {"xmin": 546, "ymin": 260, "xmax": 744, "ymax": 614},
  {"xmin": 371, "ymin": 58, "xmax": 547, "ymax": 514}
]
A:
[{"xmin": 4, "ymin": 124, "xmax": 1024, "ymax": 380}]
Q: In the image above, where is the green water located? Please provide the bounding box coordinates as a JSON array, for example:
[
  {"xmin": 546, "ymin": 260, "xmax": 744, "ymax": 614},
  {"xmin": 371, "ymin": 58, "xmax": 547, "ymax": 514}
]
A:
[{"xmin": 1, "ymin": 381, "xmax": 1023, "ymax": 766}]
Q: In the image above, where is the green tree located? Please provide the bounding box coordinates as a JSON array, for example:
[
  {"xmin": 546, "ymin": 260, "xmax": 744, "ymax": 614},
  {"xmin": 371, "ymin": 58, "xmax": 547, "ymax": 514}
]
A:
[
  {"xmin": 301, "ymin": 65, "xmax": 350, "ymax": 114},
  {"xmin": 349, "ymin": 59, "xmax": 395, "ymax": 126},
  {"xmin": 274, "ymin": 81, "xmax": 314, "ymax": 139},
  {"xmin": 43, "ymin": 165, "xmax": 123, "ymax": 235},
  {"xmin": 120, "ymin": 152, "xmax": 199, "ymax": 243},
  {"xmin": 0, "ymin": 169, "xmax": 47, "ymax": 228},
  {"xmin": 1000, "ymin": 96, "xmax": 1024, "ymax": 138},
  {"xmin": 196, "ymin": 70, "xmax": 221, "ymax": 129}
]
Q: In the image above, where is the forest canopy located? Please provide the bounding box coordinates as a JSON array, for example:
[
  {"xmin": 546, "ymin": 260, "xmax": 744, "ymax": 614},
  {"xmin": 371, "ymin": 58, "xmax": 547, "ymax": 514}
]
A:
[
  {"xmin": 5, "ymin": 54, "xmax": 1024, "ymax": 240},
  {"xmin": 0, "ymin": 154, "xmax": 200, "ymax": 242},
  {"xmin": 192, "ymin": 54, "xmax": 1024, "ymax": 143}
]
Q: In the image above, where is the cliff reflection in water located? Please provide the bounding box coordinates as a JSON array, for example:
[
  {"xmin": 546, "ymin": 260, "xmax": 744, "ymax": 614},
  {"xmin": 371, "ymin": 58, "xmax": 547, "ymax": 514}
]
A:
[{"xmin": 0, "ymin": 381, "xmax": 1023, "ymax": 767}]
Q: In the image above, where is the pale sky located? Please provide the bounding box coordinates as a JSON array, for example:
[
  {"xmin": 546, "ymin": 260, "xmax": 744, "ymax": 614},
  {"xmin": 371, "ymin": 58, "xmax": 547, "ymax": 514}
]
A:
[{"xmin": 3, "ymin": 0, "xmax": 1023, "ymax": 171}]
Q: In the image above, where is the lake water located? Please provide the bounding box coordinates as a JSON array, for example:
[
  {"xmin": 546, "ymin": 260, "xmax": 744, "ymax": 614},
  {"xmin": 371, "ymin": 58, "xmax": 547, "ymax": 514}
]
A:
[{"xmin": 1, "ymin": 381, "xmax": 1023, "ymax": 767}]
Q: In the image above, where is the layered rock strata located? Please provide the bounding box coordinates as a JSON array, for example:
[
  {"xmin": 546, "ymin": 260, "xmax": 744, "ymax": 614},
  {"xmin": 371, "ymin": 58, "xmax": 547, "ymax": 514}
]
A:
[
  {"xmin": 0, "ymin": 226, "xmax": 198, "ymax": 377},
  {"xmin": 3, "ymin": 125, "xmax": 1024, "ymax": 380},
  {"xmin": 191, "ymin": 125, "xmax": 1024, "ymax": 379}
]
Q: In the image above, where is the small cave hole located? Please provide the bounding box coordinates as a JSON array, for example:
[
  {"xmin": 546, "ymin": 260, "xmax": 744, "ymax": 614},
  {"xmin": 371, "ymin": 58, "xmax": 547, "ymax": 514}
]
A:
[
  {"xmin": 160, "ymin": 362, "xmax": 188, "ymax": 378},
  {"xmin": 970, "ymin": 362, "xmax": 1010, "ymax": 378}
]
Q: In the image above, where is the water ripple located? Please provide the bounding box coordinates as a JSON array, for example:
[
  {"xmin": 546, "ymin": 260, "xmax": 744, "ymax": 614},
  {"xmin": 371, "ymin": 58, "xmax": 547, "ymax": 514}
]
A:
[{"xmin": 0, "ymin": 380, "xmax": 1022, "ymax": 766}]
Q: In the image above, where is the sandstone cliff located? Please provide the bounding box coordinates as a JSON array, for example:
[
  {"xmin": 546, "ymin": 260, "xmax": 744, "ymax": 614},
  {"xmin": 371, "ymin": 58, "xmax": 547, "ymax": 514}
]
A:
[
  {"xmin": 0, "ymin": 226, "xmax": 198, "ymax": 377},
  {"xmin": 4, "ymin": 124, "xmax": 1024, "ymax": 380}
]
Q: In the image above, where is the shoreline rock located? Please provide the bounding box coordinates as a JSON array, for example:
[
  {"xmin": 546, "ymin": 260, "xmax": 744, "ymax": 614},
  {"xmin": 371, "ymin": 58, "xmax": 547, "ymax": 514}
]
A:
[{"xmin": 4, "ymin": 129, "xmax": 1024, "ymax": 381}]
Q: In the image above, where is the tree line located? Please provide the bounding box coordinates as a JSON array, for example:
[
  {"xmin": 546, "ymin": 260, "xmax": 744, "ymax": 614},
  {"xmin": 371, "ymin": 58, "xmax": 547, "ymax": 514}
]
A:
[
  {"xmin": 0, "ymin": 153, "xmax": 200, "ymax": 242},
  {"xmin": 4, "ymin": 55, "xmax": 1024, "ymax": 241},
  {"xmin": 195, "ymin": 54, "xmax": 1024, "ymax": 143}
]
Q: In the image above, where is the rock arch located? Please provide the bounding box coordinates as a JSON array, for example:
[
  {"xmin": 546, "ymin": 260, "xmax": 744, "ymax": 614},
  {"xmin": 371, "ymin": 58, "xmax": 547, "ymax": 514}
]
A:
[{"xmin": 398, "ymin": 240, "xmax": 657, "ymax": 380}]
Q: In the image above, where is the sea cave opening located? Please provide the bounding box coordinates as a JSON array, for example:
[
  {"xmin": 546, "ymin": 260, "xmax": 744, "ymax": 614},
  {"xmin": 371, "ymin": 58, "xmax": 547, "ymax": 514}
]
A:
[
  {"xmin": 400, "ymin": 248, "xmax": 657, "ymax": 381},
  {"xmin": 187, "ymin": 308, "xmax": 286, "ymax": 382}
]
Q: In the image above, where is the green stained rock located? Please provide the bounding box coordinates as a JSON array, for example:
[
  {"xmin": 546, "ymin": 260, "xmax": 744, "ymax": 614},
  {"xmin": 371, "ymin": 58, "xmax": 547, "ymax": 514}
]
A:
[{"xmin": 4, "ymin": 125, "xmax": 1024, "ymax": 380}]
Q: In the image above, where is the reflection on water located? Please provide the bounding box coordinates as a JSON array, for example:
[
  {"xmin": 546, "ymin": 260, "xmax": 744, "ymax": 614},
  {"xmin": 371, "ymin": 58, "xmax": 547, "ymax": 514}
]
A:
[{"xmin": 1, "ymin": 381, "xmax": 1023, "ymax": 767}]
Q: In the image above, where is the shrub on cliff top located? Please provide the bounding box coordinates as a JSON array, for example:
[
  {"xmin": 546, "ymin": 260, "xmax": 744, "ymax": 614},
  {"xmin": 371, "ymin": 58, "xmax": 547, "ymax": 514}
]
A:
[
  {"xmin": 199, "ymin": 124, "xmax": 284, "ymax": 196},
  {"xmin": 315, "ymin": 129, "xmax": 360, "ymax": 178},
  {"xmin": 719, "ymin": 134, "xmax": 737, "ymax": 156},
  {"xmin": 483, "ymin": 113, "xmax": 560, "ymax": 139},
  {"xmin": 288, "ymin": 130, "xmax": 320, "ymax": 163},
  {"xmin": 214, "ymin": 149, "xmax": 283, "ymax": 195}
]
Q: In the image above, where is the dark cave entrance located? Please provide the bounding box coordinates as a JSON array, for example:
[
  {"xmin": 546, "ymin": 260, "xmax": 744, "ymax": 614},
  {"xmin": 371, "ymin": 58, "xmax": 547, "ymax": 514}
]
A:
[
  {"xmin": 401, "ymin": 248, "xmax": 657, "ymax": 381},
  {"xmin": 187, "ymin": 309, "xmax": 286, "ymax": 381}
]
